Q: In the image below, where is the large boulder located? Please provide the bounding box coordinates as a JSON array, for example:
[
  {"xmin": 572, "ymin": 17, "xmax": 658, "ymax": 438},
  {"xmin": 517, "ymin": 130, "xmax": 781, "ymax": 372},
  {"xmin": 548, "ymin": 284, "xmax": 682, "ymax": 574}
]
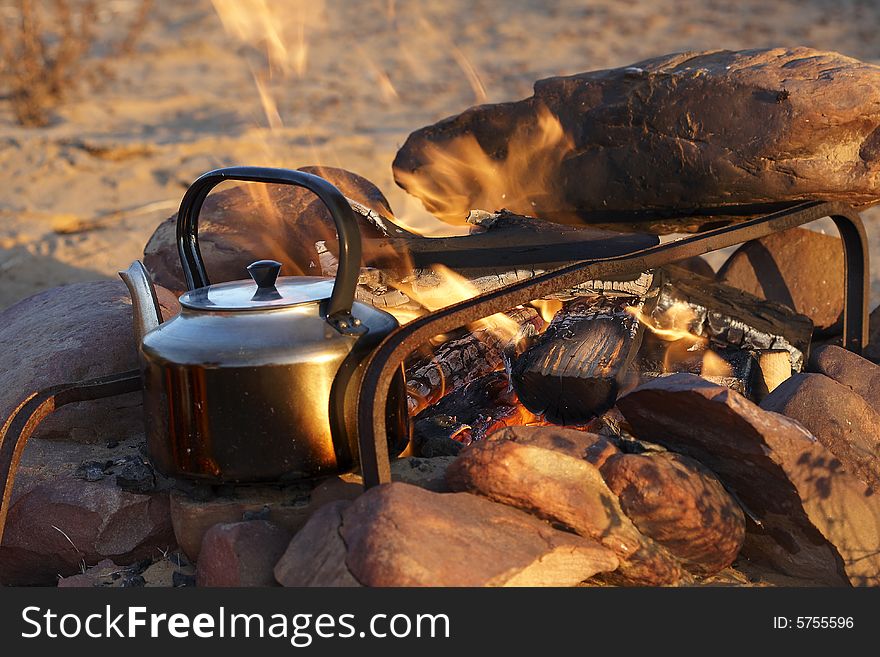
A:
[
  {"xmin": 0, "ymin": 476, "xmax": 175, "ymax": 585},
  {"xmin": 0, "ymin": 280, "xmax": 178, "ymax": 444},
  {"xmin": 760, "ymin": 373, "xmax": 880, "ymax": 489},
  {"xmin": 143, "ymin": 166, "xmax": 393, "ymax": 293},
  {"xmin": 600, "ymin": 451, "xmax": 745, "ymax": 575},
  {"xmin": 278, "ymin": 483, "xmax": 620, "ymax": 587},
  {"xmin": 394, "ymin": 48, "xmax": 880, "ymax": 225},
  {"xmin": 617, "ymin": 374, "xmax": 880, "ymax": 586},
  {"xmin": 716, "ymin": 229, "xmax": 844, "ymax": 334},
  {"xmin": 445, "ymin": 436, "xmax": 686, "ymax": 585},
  {"xmin": 810, "ymin": 345, "xmax": 880, "ymax": 414}
]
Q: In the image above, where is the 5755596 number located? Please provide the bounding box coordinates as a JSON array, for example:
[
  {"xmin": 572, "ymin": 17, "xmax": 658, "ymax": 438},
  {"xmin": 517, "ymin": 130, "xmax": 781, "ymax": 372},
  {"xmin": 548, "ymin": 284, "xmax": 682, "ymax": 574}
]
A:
[{"xmin": 773, "ymin": 617, "xmax": 854, "ymax": 629}]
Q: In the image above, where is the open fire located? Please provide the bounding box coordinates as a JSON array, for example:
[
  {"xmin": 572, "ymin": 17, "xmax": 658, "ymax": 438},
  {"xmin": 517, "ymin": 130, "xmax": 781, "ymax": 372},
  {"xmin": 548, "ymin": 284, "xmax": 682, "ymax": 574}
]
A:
[{"xmin": 3, "ymin": 0, "xmax": 880, "ymax": 594}]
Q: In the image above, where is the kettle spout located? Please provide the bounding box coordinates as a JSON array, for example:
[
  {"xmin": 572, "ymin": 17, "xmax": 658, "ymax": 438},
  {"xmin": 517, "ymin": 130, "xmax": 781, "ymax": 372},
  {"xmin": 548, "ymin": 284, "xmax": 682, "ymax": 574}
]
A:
[{"xmin": 119, "ymin": 260, "xmax": 163, "ymax": 345}]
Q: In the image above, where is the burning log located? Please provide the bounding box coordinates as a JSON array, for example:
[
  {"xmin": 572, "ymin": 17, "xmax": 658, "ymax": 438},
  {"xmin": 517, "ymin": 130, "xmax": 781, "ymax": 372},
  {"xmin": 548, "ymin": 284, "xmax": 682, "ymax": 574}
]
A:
[
  {"xmin": 405, "ymin": 307, "xmax": 543, "ymax": 415},
  {"xmin": 411, "ymin": 371, "xmax": 542, "ymax": 457},
  {"xmin": 317, "ymin": 209, "xmax": 656, "ymax": 321},
  {"xmin": 638, "ymin": 347, "xmax": 768, "ymax": 399},
  {"xmin": 756, "ymin": 350, "xmax": 793, "ymax": 398},
  {"xmin": 649, "ymin": 265, "xmax": 813, "ymax": 370},
  {"xmin": 510, "ymin": 294, "xmax": 646, "ymax": 424}
]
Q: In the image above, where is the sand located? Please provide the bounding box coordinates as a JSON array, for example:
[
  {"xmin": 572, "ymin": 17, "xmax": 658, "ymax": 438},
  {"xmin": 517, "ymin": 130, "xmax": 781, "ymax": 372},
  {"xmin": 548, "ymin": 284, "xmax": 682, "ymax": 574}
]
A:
[{"xmin": 2, "ymin": 0, "xmax": 880, "ymax": 309}]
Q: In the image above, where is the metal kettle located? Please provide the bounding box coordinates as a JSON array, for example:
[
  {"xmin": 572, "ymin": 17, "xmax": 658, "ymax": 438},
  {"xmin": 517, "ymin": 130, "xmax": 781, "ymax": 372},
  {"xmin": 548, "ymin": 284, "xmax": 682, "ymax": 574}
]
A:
[{"xmin": 120, "ymin": 166, "xmax": 409, "ymax": 483}]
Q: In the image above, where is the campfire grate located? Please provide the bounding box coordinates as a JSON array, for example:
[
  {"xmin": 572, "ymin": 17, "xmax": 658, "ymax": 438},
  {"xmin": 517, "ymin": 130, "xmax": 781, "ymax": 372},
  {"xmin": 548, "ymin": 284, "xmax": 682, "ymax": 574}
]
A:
[
  {"xmin": 355, "ymin": 200, "xmax": 871, "ymax": 489},
  {"xmin": 0, "ymin": 200, "xmax": 871, "ymax": 540}
]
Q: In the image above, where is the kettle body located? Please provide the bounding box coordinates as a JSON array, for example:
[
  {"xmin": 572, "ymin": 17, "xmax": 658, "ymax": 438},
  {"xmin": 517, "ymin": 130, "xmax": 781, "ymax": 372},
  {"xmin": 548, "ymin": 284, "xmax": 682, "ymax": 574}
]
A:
[{"xmin": 122, "ymin": 167, "xmax": 409, "ymax": 483}]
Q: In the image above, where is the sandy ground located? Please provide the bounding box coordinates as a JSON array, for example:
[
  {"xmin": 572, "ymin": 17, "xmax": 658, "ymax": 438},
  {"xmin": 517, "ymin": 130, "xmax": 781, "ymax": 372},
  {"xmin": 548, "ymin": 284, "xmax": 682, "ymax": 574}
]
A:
[{"xmin": 2, "ymin": 0, "xmax": 880, "ymax": 308}]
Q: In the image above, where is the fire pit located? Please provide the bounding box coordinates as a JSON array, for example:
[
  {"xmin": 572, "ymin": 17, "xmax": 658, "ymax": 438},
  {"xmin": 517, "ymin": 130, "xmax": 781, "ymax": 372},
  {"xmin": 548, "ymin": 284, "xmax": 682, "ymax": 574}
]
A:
[{"xmin": 355, "ymin": 199, "xmax": 870, "ymax": 488}]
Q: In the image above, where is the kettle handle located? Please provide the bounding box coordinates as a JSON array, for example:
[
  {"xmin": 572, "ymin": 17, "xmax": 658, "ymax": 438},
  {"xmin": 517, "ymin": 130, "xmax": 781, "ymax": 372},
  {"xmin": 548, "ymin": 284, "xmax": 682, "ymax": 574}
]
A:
[{"xmin": 175, "ymin": 166, "xmax": 362, "ymax": 330}]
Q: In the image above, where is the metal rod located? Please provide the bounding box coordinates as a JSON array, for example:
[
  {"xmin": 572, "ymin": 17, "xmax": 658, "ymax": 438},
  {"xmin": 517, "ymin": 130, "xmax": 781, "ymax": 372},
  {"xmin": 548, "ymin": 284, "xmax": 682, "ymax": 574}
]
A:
[
  {"xmin": 356, "ymin": 201, "xmax": 870, "ymax": 489},
  {"xmin": 0, "ymin": 370, "xmax": 142, "ymax": 546}
]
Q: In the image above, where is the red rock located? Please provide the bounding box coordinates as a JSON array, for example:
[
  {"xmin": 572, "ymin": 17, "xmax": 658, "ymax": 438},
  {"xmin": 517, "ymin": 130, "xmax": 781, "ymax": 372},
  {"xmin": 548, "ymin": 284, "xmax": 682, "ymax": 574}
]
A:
[
  {"xmin": 717, "ymin": 228, "xmax": 844, "ymax": 334},
  {"xmin": 600, "ymin": 451, "xmax": 745, "ymax": 575},
  {"xmin": 196, "ymin": 520, "xmax": 291, "ymax": 587},
  {"xmin": 488, "ymin": 425, "xmax": 620, "ymax": 468},
  {"xmin": 274, "ymin": 500, "xmax": 361, "ymax": 587},
  {"xmin": 341, "ymin": 483, "xmax": 619, "ymax": 587},
  {"xmin": 673, "ymin": 257, "xmax": 715, "ymax": 279},
  {"xmin": 0, "ymin": 280, "xmax": 177, "ymax": 444},
  {"xmin": 169, "ymin": 485, "xmax": 314, "ymax": 561},
  {"xmin": 143, "ymin": 166, "xmax": 393, "ymax": 293},
  {"xmin": 445, "ymin": 438, "xmax": 684, "ymax": 585},
  {"xmin": 760, "ymin": 373, "xmax": 880, "ymax": 489},
  {"xmin": 0, "ymin": 476, "xmax": 174, "ymax": 585},
  {"xmin": 618, "ymin": 373, "xmax": 880, "ymax": 586},
  {"xmin": 810, "ymin": 345, "xmax": 880, "ymax": 414}
]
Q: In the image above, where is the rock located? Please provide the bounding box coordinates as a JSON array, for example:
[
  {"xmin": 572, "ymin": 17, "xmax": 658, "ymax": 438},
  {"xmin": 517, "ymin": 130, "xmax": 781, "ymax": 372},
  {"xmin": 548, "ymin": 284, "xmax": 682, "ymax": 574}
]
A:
[
  {"xmin": 275, "ymin": 500, "xmax": 361, "ymax": 587},
  {"xmin": 169, "ymin": 485, "xmax": 313, "ymax": 561},
  {"xmin": 57, "ymin": 559, "xmax": 125, "ymax": 588},
  {"xmin": 488, "ymin": 425, "xmax": 620, "ymax": 468},
  {"xmin": 446, "ymin": 437, "xmax": 685, "ymax": 585},
  {"xmin": 9, "ymin": 435, "xmax": 146, "ymax": 505},
  {"xmin": 196, "ymin": 520, "xmax": 291, "ymax": 587},
  {"xmin": 143, "ymin": 165, "xmax": 393, "ymax": 292},
  {"xmin": 599, "ymin": 452, "xmax": 745, "ymax": 575},
  {"xmin": 717, "ymin": 228, "xmax": 844, "ymax": 334},
  {"xmin": 0, "ymin": 476, "xmax": 175, "ymax": 585},
  {"xmin": 57, "ymin": 555, "xmax": 193, "ymax": 588},
  {"xmin": 673, "ymin": 256, "xmax": 715, "ymax": 279},
  {"xmin": 810, "ymin": 345, "xmax": 880, "ymax": 414},
  {"xmin": 618, "ymin": 374, "xmax": 880, "ymax": 586},
  {"xmin": 0, "ymin": 280, "xmax": 178, "ymax": 445},
  {"xmin": 394, "ymin": 48, "xmax": 880, "ymax": 226},
  {"xmin": 760, "ymin": 373, "xmax": 880, "ymax": 489},
  {"xmin": 341, "ymin": 483, "xmax": 619, "ymax": 586},
  {"xmin": 388, "ymin": 456, "xmax": 456, "ymax": 492}
]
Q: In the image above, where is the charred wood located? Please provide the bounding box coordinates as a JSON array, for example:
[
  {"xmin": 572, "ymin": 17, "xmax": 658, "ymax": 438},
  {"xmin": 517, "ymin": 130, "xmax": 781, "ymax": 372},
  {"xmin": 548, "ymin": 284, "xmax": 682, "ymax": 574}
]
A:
[
  {"xmin": 510, "ymin": 294, "xmax": 646, "ymax": 424},
  {"xmin": 651, "ymin": 265, "xmax": 813, "ymax": 370},
  {"xmin": 411, "ymin": 371, "xmax": 544, "ymax": 457},
  {"xmin": 405, "ymin": 307, "xmax": 544, "ymax": 415}
]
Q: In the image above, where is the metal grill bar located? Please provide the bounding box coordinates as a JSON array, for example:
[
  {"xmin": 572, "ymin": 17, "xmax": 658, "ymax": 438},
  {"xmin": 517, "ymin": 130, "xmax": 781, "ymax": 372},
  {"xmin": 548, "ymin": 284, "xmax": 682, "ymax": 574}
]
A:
[{"xmin": 356, "ymin": 201, "xmax": 870, "ymax": 489}]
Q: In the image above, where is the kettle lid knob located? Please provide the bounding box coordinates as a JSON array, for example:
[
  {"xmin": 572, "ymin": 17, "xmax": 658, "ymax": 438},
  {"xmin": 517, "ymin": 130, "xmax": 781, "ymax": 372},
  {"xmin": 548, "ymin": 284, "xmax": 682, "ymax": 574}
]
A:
[{"xmin": 247, "ymin": 260, "xmax": 282, "ymax": 290}]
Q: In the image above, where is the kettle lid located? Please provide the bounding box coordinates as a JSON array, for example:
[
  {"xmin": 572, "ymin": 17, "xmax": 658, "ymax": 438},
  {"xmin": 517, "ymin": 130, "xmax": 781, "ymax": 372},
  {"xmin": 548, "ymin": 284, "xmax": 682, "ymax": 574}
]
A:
[{"xmin": 179, "ymin": 260, "xmax": 336, "ymax": 311}]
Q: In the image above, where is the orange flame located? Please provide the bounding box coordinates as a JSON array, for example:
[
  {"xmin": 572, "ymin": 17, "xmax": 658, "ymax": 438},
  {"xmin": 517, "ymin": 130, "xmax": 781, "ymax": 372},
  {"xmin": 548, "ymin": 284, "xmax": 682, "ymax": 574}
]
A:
[
  {"xmin": 210, "ymin": 0, "xmax": 323, "ymax": 77},
  {"xmin": 395, "ymin": 105, "xmax": 574, "ymax": 224},
  {"xmin": 701, "ymin": 349, "xmax": 733, "ymax": 377},
  {"xmin": 530, "ymin": 299, "xmax": 563, "ymax": 323},
  {"xmin": 627, "ymin": 301, "xmax": 731, "ymax": 376},
  {"xmin": 396, "ymin": 263, "xmax": 523, "ymax": 341}
]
